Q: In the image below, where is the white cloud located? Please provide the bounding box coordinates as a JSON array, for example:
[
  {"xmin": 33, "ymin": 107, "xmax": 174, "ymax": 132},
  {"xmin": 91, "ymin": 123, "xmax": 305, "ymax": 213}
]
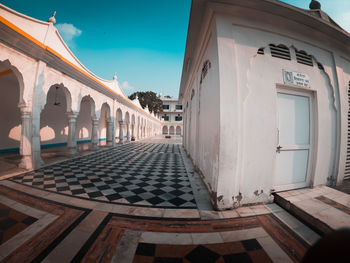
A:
[
  {"xmin": 56, "ymin": 23, "xmax": 82, "ymax": 43},
  {"xmin": 121, "ymin": 81, "xmax": 134, "ymax": 91}
]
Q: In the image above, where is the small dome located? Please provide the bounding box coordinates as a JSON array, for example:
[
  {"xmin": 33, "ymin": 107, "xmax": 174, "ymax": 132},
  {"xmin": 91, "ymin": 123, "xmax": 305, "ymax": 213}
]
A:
[
  {"xmin": 309, "ymin": 0, "xmax": 321, "ymax": 10},
  {"xmin": 48, "ymin": 11, "xmax": 56, "ymax": 24}
]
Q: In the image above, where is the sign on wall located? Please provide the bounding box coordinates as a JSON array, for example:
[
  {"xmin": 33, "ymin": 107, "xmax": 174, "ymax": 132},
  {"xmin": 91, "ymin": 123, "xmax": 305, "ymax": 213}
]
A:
[{"xmin": 283, "ymin": 70, "xmax": 310, "ymax": 88}]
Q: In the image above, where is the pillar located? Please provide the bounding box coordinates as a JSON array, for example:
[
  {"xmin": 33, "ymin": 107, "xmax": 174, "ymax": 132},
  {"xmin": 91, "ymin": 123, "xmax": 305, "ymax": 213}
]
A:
[
  {"xmin": 67, "ymin": 112, "xmax": 78, "ymax": 155},
  {"xmin": 119, "ymin": 120, "xmax": 124, "ymax": 144},
  {"xmin": 131, "ymin": 124, "xmax": 135, "ymax": 140},
  {"xmin": 18, "ymin": 105, "xmax": 33, "ymax": 169},
  {"xmin": 126, "ymin": 122, "xmax": 131, "ymax": 142},
  {"xmin": 106, "ymin": 117, "xmax": 114, "ymax": 146},
  {"xmin": 91, "ymin": 117, "xmax": 99, "ymax": 150}
]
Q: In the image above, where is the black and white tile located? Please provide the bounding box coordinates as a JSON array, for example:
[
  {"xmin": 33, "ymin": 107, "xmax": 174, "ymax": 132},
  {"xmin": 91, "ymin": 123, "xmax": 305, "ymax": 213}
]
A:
[{"xmin": 11, "ymin": 143, "xmax": 197, "ymax": 208}]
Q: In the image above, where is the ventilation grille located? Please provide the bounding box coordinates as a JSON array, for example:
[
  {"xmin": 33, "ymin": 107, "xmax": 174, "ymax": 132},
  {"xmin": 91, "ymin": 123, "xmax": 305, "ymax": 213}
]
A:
[
  {"xmin": 269, "ymin": 44, "xmax": 291, "ymax": 60},
  {"xmin": 345, "ymin": 81, "xmax": 350, "ymax": 180},
  {"xmin": 296, "ymin": 50, "xmax": 313, "ymax": 66},
  {"xmin": 257, "ymin": 48, "xmax": 264, "ymax": 55}
]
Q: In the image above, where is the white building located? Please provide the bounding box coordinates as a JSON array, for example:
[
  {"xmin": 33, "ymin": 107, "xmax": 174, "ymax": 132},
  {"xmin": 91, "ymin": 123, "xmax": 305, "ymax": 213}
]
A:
[
  {"xmin": 180, "ymin": 0, "xmax": 350, "ymax": 210},
  {"xmin": 160, "ymin": 95, "xmax": 183, "ymax": 136},
  {"xmin": 0, "ymin": 4, "xmax": 162, "ymax": 170}
]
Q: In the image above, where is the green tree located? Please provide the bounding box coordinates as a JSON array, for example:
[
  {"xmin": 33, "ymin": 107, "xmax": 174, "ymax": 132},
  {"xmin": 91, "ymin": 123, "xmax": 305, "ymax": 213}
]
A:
[{"xmin": 129, "ymin": 91, "xmax": 163, "ymax": 114}]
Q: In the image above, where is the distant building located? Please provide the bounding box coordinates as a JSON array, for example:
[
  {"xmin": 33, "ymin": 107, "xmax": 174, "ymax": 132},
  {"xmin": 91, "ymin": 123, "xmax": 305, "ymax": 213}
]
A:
[
  {"xmin": 160, "ymin": 95, "xmax": 183, "ymax": 136},
  {"xmin": 180, "ymin": 0, "xmax": 350, "ymax": 210}
]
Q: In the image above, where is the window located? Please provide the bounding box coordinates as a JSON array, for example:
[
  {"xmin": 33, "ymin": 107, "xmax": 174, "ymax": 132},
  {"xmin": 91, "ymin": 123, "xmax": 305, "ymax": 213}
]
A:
[
  {"xmin": 257, "ymin": 48, "xmax": 264, "ymax": 55},
  {"xmin": 176, "ymin": 105, "xmax": 182, "ymax": 110},
  {"xmin": 162, "ymin": 104, "xmax": 169, "ymax": 110},
  {"xmin": 296, "ymin": 50, "xmax": 313, "ymax": 67},
  {"xmin": 269, "ymin": 44, "xmax": 291, "ymax": 60},
  {"xmin": 162, "ymin": 115, "xmax": 169, "ymax": 121},
  {"xmin": 175, "ymin": 115, "xmax": 182, "ymax": 121}
]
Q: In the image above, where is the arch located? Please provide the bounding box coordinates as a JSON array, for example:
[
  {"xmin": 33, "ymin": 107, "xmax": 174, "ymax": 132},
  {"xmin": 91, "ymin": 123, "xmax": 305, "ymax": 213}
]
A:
[
  {"xmin": 116, "ymin": 108, "xmax": 123, "ymax": 142},
  {"xmin": 131, "ymin": 114, "xmax": 136, "ymax": 124},
  {"xmin": 98, "ymin": 103, "xmax": 111, "ymax": 143},
  {"xmin": 116, "ymin": 108, "xmax": 123, "ymax": 121},
  {"xmin": 125, "ymin": 111, "xmax": 130, "ymax": 124},
  {"xmin": 0, "ymin": 59, "xmax": 25, "ymax": 105},
  {"xmin": 0, "ymin": 61, "xmax": 23, "ymax": 152},
  {"xmin": 76, "ymin": 96, "xmax": 96, "ymax": 143},
  {"xmin": 169, "ymin": 126, "xmax": 175, "ymax": 135},
  {"xmin": 78, "ymin": 95, "xmax": 96, "ymax": 118},
  {"xmin": 163, "ymin": 126, "xmax": 168, "ymax": 135},
  {"xmin": 176, "ymin": 126, "xmax": 181, "ymax": 135},
  {"xmin": 40, "ymin": 85, "xmax": 70, "ymax": 147}
]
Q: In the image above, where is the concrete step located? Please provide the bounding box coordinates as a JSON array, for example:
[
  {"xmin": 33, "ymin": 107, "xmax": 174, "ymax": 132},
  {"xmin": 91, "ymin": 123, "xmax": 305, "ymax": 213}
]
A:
[{"xmin": 273, "ymin": 186, "xmax": 350, "ymax": 235}]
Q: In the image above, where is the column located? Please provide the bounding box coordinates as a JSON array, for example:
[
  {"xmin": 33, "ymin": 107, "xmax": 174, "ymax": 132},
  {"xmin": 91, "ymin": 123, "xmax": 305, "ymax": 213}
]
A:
[
  {"xmin": 91, "ymin": 117, "xmax": 99, "ymax": 150},
  {"xmin": 119, "ymin": 120, "xmax": 124, "ymax": 144},
  {"xmin": 131, "ymin": 124, "xmax": 135, "ymax": 140},
  {"xmin": 126, "ymin": 123, "xmax": 131, "ymax": 142},
  {"xmin": 18, "ymin": 105, "xmax": 33, "ymax": 169},
  {"xmin": 67, "ymin": 112, "xmax": 78, "ymax": 155},
  {"xmin": 106, "ymin": 117, "xmax": 113, "ymax": 146}
]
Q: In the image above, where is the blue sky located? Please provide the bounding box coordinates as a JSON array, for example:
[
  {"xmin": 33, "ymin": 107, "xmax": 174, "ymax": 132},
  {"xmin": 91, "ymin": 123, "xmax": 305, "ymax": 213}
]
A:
[{"xmin": 1, "ymin": 0, "xmax": 349, "ymax": 97}]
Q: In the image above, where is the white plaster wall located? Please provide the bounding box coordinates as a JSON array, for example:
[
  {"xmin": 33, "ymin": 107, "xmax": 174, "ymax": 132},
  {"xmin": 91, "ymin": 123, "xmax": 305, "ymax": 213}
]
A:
[
  {"xmin": 185, "ymin": 22, "xmax": 221, "ymax": 197},
  {"xmin": 182, "ymin": 6, "xmax": 349, "ymax": 209},
  {"xmin": 334, "ymin": 55, "xmax": 350, "ymax": 184},
  {"xmin": 214, "ymin": 11, "xmax": 344, "ymax": 208}
]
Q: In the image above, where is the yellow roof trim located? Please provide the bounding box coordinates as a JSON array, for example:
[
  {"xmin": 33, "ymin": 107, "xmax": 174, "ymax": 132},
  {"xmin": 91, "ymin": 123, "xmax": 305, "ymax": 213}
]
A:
[{"xmin": 0, "ymin": 16, "xmax": 159, "ymax": 121}]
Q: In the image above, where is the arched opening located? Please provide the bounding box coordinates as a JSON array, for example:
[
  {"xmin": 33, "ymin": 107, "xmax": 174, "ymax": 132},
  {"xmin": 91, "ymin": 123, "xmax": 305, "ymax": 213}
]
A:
[
  {"xmin": 40, "ymin": 85, "xmax": 71, "ymax": 159},
  {"xmin": 131, "ymin": 114, "xmax": 136, "ymax": 140},
  {"xmin": 169, "ymin": 126, "xmax": 175, "ymax": 135},
  {"xmin": 76, "ymin": 96, "xmax": 95, "ymax": 149},
  {"xmin": 116, "ymin": 108, "xmax": 123, "ymax": 143},
  {"xmin": 163, "ymin": 126, "xmax": 168, "ymax": 135},
  {"xmin": 137, "ymin": 116, "xmax": 140, "ymax": 139},
  {"xmin": 0, "ymin": 62, "xmax": 23, "ymax": 172},
  {"xmin": 176, "ymin": 126, "xmax": 181, "ymax": 135},
  {"xmin": 125, "ymin": 112, "xmax": 130, "ymax": 141},
  {"xmin": 98, "ymin": 103, "xmax": 110, "ymax": 146}
]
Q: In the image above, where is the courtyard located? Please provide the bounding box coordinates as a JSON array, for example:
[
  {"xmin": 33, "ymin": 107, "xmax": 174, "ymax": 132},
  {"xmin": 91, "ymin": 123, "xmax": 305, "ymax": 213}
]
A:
[
  {"xmin": 0, "ymin": 137, "xmax": 327, "ymax": 263},
  {"xmin": 1, "ymin": 0, "xmax": 350, "ymax": 262}
]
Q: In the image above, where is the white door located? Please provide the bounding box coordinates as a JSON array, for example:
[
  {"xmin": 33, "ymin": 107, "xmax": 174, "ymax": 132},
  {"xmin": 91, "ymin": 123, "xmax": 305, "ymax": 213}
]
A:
[{"xmin": 275, "ymin": 92, "xmax": 312, "ymax": 191}]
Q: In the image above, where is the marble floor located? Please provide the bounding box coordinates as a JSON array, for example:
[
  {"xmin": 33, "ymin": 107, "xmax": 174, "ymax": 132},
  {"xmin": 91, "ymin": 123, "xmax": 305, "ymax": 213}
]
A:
[{"xmin": 0, "ymin": 136, "xmax": 323, "ymax": 262}]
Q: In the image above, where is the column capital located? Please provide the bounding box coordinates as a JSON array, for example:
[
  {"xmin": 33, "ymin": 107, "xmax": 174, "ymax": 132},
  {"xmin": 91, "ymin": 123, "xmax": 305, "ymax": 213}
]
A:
[
  {"xmin": 18, "ymin": 103, "xmax": 32, "ymax": 115},
  {"xmin": 67, "ymin": 111, "xmax": 78, "ymax": 119}
]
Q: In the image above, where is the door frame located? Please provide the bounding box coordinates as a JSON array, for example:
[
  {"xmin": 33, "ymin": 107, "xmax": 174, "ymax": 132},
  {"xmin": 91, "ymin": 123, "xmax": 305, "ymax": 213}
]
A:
[{"xmin": 273, "ymin": 84, "xmax": 317, "ymax": 192}]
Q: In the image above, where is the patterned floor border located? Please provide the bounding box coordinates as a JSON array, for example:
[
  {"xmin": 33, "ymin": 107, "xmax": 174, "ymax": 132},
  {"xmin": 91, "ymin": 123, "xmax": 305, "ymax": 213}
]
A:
[
  {"xmin": 0, "ymin": 185, "xmax": 91, "ymax": 262},
  {"xmin": 0, "ymin": 182, "xmax": 313, "ymax": 263},
  {"xmin": 75, "ymin": 212, "xmax": 310, "ymax": 262}
]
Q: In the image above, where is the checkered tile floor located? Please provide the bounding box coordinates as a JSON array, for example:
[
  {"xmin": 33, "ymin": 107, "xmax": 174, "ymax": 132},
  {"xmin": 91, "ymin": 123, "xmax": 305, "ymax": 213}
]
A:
[{"xmin": 11, "ymin": 143, "xmax": 197, "ymax": 208}]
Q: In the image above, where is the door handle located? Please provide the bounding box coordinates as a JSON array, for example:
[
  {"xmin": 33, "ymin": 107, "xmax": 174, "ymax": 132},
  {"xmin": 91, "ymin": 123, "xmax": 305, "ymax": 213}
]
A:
[{"xmin": 276, "ymin": 145, "xmax": 283, "ymax": 153}]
